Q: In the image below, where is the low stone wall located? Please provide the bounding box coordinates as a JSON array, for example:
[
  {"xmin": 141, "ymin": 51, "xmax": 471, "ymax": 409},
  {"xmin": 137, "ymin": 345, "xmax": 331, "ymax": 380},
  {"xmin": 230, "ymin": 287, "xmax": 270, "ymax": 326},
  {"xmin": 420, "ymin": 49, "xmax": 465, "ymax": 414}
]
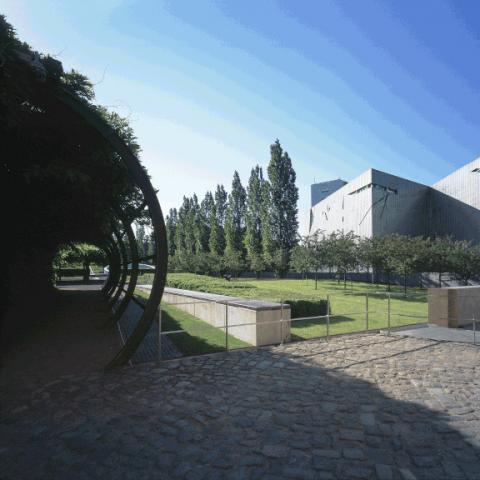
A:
[
  {"xmin": 428, "ymin": 286, "xmax": 480, "ymax": 327},
  {"xmin": 162, "ymin": 287, "xmax": 291, "ymax": 346}
]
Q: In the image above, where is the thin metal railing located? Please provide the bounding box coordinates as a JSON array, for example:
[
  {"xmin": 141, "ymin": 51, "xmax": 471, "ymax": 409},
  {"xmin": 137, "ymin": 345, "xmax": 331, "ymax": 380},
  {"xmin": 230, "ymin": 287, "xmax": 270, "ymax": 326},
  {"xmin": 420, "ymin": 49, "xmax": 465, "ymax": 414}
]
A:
[
  {"xmin": 155, "ymin": 302, "xmax": 409, "ymax": 360},
  {"xmin": 152, "ymin": 290, "xmax": 478, "ymax": 361}
]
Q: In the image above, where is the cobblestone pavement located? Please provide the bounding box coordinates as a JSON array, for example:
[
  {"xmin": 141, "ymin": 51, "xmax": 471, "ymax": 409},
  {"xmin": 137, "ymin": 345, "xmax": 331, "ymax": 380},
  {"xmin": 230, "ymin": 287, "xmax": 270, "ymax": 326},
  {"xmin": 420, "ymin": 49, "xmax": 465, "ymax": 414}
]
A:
[{"xmin": 1, "ymin": 334, "xmax": 479, "ymax": 480}]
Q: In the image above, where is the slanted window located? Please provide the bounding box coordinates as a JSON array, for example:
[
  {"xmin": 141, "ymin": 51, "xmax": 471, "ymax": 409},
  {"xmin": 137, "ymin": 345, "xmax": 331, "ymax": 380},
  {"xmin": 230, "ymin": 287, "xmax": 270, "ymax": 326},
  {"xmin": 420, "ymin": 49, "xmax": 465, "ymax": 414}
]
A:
[{"xmin": 348, "ymin": 183, "xmax": 397, "ymax": 195}]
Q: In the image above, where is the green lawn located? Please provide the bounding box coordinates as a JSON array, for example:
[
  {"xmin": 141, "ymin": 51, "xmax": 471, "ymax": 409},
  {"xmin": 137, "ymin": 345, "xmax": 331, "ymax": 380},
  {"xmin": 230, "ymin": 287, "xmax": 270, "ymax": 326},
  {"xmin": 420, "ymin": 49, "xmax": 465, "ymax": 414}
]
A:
[
  {"xmin": 137, "ymin": 273, "xmax": 428, "ymax": 341},
  {"xmin": 135, "ymin": 289, "xmax": 250, "ymax": 356},
  {"xmin": 135, "ymin": 273, "xmax": 428, "ymax": 340}
]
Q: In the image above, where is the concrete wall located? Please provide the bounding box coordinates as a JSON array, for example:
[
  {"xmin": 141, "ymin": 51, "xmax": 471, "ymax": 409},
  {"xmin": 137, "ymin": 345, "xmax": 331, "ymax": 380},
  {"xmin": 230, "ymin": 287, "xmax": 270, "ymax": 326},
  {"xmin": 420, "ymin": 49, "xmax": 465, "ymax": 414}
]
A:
[
  {"xmin": 428, "ymin": 286, "xmax": 480, "ymax": 327},
  {"xmin": 162, "ymin": 288, "xmax": 291, "ymax": 346}
]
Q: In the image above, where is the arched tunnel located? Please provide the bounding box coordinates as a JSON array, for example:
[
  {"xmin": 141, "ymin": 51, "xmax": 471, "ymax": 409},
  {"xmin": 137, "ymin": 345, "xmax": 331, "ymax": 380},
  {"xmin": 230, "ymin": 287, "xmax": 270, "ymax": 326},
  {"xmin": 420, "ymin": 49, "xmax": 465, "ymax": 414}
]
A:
[{"xmin": 0, "ymin": 18, "xmax": 167, "ymax": 372}]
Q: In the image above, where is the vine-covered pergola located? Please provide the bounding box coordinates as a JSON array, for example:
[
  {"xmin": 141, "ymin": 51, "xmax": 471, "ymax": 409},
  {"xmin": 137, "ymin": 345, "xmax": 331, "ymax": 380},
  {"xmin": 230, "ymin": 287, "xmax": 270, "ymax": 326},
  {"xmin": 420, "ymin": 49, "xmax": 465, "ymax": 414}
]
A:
[{"xmin": 0, "ymin": 17, "xmax": 167, "ymax": 368}]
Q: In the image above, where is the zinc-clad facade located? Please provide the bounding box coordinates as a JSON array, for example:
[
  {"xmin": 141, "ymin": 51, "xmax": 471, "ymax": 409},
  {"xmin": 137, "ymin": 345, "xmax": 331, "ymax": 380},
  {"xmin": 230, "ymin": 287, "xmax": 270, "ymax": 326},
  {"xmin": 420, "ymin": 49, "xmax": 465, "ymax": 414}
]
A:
[
  {"xmin": 309, "ymin": 158, "xmax": 480, "ymax": 244},
  {"xmin": 311, "ymin": 179, "xmax": 347, "ymax": 208}
]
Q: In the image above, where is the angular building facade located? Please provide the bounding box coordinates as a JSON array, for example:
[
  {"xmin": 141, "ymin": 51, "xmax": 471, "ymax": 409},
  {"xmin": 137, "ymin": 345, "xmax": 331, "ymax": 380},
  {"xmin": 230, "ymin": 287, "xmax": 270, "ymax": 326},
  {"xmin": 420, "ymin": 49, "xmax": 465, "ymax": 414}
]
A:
[
  {"xmin": 309, "ymin": 157, "xmax": 480, "ymax": 243},
  {"xmin": 311, "ymin": 179, "xmax": 347, "ymax": 207}
]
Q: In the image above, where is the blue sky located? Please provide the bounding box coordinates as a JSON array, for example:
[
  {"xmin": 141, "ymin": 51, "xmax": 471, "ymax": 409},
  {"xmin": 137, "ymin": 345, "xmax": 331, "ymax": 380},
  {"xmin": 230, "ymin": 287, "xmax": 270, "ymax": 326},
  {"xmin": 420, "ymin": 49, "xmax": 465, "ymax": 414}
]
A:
[{"xmin": 3, "ymin": 0, "xmax": 479, "ymax": 232}]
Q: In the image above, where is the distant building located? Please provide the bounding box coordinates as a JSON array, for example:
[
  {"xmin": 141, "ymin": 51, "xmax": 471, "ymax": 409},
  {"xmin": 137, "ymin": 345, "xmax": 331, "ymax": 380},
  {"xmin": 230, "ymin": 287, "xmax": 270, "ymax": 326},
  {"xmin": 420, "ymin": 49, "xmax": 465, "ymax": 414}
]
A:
[{"xmin": 308, "ymin": 157, "xmax": 480, "ymax": 243}]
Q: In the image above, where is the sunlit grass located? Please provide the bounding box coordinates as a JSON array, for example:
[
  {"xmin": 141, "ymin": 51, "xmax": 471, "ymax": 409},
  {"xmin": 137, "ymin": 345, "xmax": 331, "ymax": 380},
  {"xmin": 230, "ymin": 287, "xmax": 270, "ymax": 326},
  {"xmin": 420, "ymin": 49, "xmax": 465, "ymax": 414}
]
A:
[
  {"xmin": 135, "ymin": 289, "xmax": 250, "ymax": 355},
  {"xmin": 137, "ymin": 273, "xmax": 428, "ymax": 341}
]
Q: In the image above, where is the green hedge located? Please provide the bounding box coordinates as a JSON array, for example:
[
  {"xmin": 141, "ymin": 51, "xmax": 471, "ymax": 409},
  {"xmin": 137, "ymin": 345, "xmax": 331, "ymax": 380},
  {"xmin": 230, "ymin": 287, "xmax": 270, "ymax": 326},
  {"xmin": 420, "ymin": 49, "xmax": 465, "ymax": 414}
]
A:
[
  {"xmin": 285, "ymin": 299, "xmax": 329, "ymax": 319},
  {"xmin": 166, "ymin": 274, "xmax": 330, "ymax": 319},
  {"xmin": 166, "ymin": 274, "xmax": 256, "ymax": 294}
]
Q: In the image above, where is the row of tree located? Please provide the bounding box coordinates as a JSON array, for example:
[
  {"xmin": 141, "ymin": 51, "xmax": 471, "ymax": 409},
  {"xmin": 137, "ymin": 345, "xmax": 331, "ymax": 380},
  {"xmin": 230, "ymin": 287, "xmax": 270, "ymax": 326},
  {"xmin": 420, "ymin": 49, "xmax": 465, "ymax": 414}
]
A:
[
  {"xmin": 165, "ymin": 140, "xmax": 299, "ymax": 277},
  {"xmin": 291, "ymin": 232, "xmax": 480, "ymax": 292}
]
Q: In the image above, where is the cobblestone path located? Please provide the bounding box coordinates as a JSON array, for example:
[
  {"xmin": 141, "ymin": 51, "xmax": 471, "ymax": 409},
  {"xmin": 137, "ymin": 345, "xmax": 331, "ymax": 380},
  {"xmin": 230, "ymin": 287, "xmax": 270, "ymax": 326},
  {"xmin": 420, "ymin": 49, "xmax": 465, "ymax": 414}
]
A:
[{"xmin": 1, "ymin": 334, "xmax": 479, "ymax": 479}]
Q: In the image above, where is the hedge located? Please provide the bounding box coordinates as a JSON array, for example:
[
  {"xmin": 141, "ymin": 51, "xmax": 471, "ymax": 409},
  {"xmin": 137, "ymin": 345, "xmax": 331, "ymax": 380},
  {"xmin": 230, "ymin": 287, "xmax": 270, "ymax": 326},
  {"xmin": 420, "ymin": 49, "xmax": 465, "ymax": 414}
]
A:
[{"xmin": 285, "ymin": 299, "xmax": 329, "ymax": 319}]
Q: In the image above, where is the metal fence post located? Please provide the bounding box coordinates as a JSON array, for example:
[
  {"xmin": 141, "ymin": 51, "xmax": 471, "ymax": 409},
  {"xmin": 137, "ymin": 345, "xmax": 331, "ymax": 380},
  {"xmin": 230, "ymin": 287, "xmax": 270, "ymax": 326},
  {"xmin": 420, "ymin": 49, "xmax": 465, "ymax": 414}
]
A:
[
  {"xmin": 365, "ymin": 293, "xmax": 369, "ymax": 332},
  {"xmin": 387, "ymin": 292, "xmax": 391, "ymax": 336},
  {"xmin": 280, "ymin": 297, "xmax": 284, "ymax": 346},
  {"xmin": 157, "ymin": 306, "xmax": 162, "ymax": 363},
  {"xmin": 326, "ymin": 294, "xmax": 330, "ymax": 341},
  {"xmin": 473, "ymin": 315, "xmax": 476, "ymax": 346},
  {"xmin": 225, "ymin": 302, "xmax": 229, "ymax": 352}
]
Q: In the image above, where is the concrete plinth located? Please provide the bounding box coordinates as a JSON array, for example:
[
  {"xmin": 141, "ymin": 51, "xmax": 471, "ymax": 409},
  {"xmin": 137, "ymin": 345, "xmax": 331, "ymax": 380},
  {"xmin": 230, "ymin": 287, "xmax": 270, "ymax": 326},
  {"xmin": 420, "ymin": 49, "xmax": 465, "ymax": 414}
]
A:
[
  {"xmin": 428, "ymin": 286, "xmax": 480, "ymax": 328},
  {"xmin": 162, "ymin": 287, "xmax": 291, "ymax": 346}
]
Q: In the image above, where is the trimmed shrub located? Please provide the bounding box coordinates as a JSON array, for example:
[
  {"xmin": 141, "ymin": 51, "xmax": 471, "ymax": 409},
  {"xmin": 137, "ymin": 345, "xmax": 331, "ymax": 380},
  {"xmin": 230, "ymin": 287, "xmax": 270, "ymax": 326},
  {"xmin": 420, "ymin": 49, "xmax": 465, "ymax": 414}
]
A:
[{"xmin": 285, "ymin": 299, "xmax": 329, "ymax": 318}]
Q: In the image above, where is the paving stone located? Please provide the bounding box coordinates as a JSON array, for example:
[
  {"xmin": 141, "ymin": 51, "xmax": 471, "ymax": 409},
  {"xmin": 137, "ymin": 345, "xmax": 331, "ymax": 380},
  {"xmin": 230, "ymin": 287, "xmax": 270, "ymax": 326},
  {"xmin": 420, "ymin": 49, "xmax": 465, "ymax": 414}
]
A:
[
  {"xmin": 375, "ymin": 464, "xmax": 393, "ymax": 480},
  {"xmin": 313, "ymin": 449, "xmax": 341, "ymax": 459},
  {"xmin": 342, "ymin": 447, "xmax": 364, "ymax": 460},
  {"xmin": 360, "ymin": 413, "xmax": 376, "ymax": 427},
  {"xmin": 1, "ymin": 334, "xmax": 479, "ymax": 480},
  {"xmin": 239, "ymin": 454, "xmax": 263, "ymax": 466},
  {"xmin": 399, "ymin": 468, "xmax": 417, "ymax": 480},
  {"xmin": 262, "ymin": 445, "xmax": 289, "ymax": 458}
]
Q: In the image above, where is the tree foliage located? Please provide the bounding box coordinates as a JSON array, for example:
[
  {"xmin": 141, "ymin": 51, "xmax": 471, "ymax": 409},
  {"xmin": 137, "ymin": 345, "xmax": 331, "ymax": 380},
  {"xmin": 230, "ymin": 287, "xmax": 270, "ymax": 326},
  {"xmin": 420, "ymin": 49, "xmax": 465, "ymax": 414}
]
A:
[
  {"xmin": 267, "ymin": 140, "xmax": 299, "ymax": 276},
  {"xmin": 168, "ymin": 144, "xmax": 299, "ymax": 278},
  {"xmin": 0, "ymin": 15, "xmax": 150, "ymax": 307},
  {"xmin": 245, "ymin": 166, "xmax": 266, "ymax": 276}
]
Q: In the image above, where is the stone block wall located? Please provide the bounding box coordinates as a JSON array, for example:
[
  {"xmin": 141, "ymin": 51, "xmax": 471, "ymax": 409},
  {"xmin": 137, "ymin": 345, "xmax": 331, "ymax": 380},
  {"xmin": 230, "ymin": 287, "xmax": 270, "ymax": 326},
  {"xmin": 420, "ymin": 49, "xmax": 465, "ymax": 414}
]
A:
[
  {"xmin": 428, "ymin": 286, "xmax": 480, "ymax": 327},
  {"xmin": 162, "ymin": 288, "xmax": 291, "ymax": 346}
]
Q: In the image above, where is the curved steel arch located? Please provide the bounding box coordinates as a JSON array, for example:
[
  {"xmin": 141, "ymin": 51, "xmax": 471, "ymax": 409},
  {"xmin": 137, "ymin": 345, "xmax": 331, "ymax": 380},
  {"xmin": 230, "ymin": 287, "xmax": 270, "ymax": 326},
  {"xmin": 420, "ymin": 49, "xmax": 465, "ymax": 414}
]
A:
[
  {"xmin": 110, "ymin": 211, "xmax": 140, "ymax": 325},
  {"xmin": 101, "ymin": 240, "xmax": 119, "ymax": 298},
  {"xmin": 54, "ymin": 90, "xmax": 168, "ymax": 369},
  {"xmin": 108, "ymin": 227, "xmax": 128, "ymax": 309},
  {"xmin": 104, "ymin": 238, "xmax": 122, "ymax": 300}
]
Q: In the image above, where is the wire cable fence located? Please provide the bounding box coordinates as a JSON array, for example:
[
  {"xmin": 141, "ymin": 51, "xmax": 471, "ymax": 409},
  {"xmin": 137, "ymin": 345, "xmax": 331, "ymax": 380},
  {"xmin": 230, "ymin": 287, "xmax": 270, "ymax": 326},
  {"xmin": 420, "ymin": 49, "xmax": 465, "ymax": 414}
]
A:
[{"xmin": 146, "ymin": 289, "xmax": 480, "ymax": 361}]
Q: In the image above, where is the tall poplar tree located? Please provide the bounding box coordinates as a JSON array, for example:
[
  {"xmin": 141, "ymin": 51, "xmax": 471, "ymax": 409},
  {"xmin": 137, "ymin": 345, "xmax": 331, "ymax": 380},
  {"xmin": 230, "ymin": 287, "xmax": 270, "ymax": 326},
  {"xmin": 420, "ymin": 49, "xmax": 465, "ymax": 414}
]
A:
[
  {"xmin": 267, "ymin": 139, "xmax": 299, "ymax": 276},
  {"xmin": 245, "ymin": 165, "xmax": 266, "ymax": 276},
  {"xmin": 260, "ymin": 179, "xmax": 275, "ymax": 268},
  {"xmin": 215, "ymin": 184, "xmax": 228, "ymax": 227},
  {"xmin": 199, "ymin": 191, "xmax": 215, "ymax": 252},
  {"xmin": 214, "ymin": 184, "xmax": 227, "ymax": 255},
  {"xmin": 224, "ymin": 171, "xmax": 246, "ymax": 275},
  {"xmin": 191, "ymin": 193, "xmax": 203, "ymax": 254},
  {"xmin": 174, "ymin": 196, "xmax": 195, "ymax": 268}
]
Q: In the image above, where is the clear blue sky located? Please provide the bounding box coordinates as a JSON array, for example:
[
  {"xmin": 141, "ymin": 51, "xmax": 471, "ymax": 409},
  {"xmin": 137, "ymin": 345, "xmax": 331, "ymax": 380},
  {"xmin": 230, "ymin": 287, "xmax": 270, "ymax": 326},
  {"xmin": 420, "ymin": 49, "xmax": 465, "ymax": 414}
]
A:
[{"xmin": 3, "ymin": 0, "xmax": 479, "ymax": 232}]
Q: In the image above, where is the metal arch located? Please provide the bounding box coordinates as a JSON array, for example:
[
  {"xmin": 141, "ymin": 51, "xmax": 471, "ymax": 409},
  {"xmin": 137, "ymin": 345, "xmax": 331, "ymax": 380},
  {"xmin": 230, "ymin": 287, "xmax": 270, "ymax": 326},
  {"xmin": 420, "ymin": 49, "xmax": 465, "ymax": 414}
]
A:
[
  {"xmin": 109, "ymin": 227, "xmax": 129, "ymax": 309},
  {"xmin": 110, "ymin": 211, "xmax": 140, "ymax": 325},
  {"xmin": 55, "ymin": 90, "xmax": 168, "ymax": 369},
  {"xmin": 105, "ymin": 237, "xmax": 122, "ymax": 299},
  {"xmin": 101, "ymin": 241, "xmax": 118, "ymax": 297}
]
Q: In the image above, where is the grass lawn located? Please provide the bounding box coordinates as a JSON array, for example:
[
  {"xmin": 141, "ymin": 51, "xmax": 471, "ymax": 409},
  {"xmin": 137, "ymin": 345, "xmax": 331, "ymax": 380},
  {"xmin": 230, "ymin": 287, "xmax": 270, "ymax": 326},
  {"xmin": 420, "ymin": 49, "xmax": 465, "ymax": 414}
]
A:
[
  {"xmin": 135, "ymin": 289, "xmax": 250, "ymax": 356},
  {"xmin": 137, "ymin": 273, "xmax": 428, "ymax": 341}
]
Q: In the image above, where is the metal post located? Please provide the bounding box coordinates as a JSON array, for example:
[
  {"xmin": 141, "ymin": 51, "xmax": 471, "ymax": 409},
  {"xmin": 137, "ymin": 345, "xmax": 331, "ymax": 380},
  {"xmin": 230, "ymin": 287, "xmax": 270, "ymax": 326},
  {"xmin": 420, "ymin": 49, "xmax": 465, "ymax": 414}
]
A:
[
  {"xmin": 365, "ymin": 293, "xmax": 369, "ymax": 332},
  {"xmin": 387, "ymin": 292, "xmax": 391, "ymax": 335},
  {"xmin": 225, "ymin": 302, "xmax": 229, "ymax": 352},
  {"xmin": 473, "ymin": 315, "xmax": 476, "ymax": 346},
  {"xmin": 280, "ymin": 297, "xmax": 284, "ymax": 346},
  {"xmin": 326, "ymin": 294, "xmax": 330, "ymax": 341},
  {"xmin": 157, "ymin": 306, "xmax": 162, "ymax": 363}
]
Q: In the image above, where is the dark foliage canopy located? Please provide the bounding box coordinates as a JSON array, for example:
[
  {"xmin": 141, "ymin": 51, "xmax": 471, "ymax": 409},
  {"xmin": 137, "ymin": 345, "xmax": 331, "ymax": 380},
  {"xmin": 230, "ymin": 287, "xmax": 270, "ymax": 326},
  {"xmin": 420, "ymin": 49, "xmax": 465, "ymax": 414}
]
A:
[{"xmin": 0, "ymin": 16, "xmax": 148, "ymax": 307}]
